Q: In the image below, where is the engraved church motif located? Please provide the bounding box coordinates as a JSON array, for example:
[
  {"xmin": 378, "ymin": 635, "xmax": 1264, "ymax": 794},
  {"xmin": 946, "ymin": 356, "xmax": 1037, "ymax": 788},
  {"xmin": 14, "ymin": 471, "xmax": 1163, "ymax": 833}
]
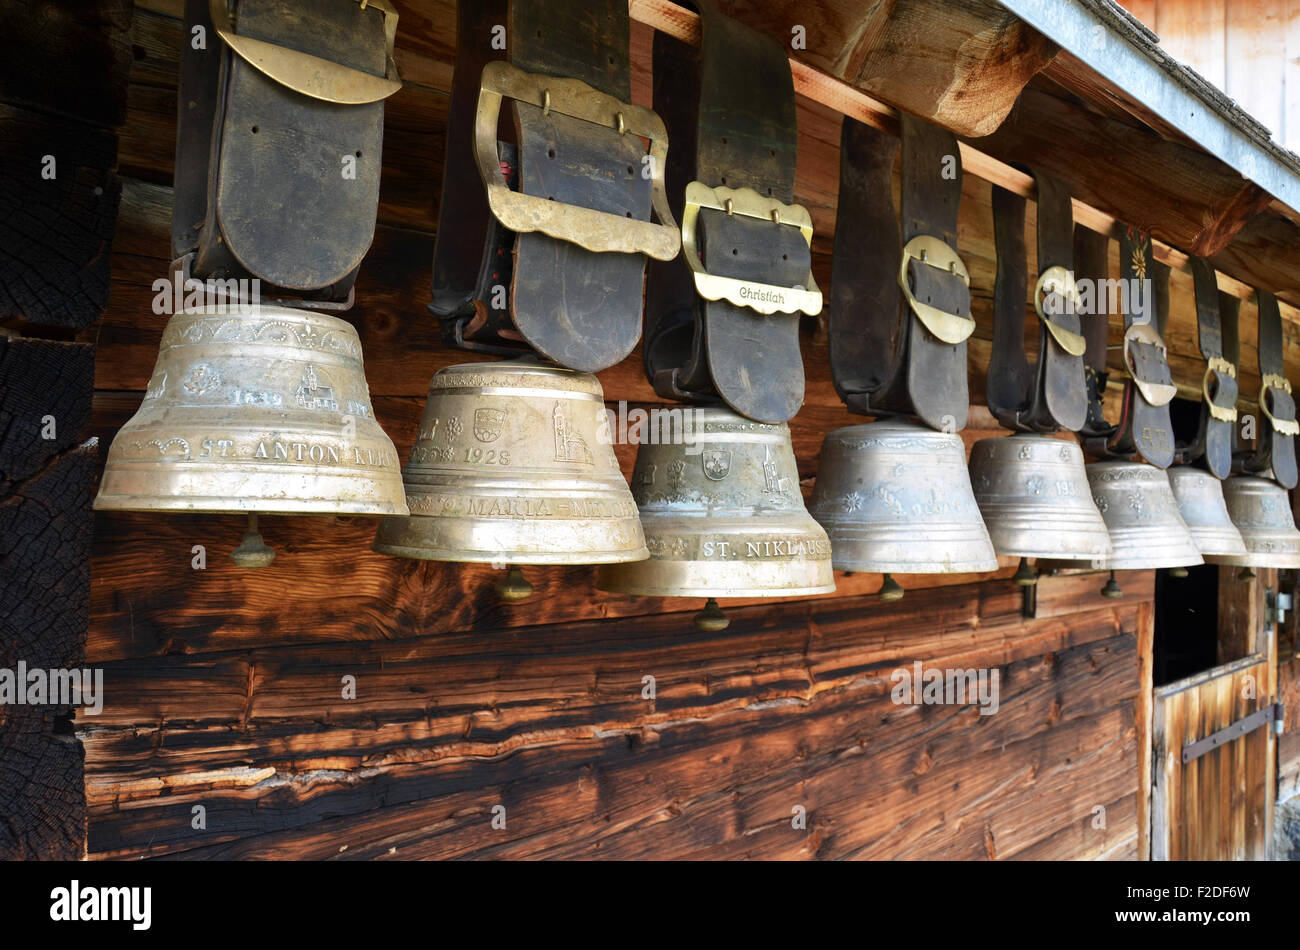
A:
[
  {"xmin": 553, "ymin": 402, "xmax": 592, "ymax": 464},
  {"xmin": 294, "ymin": 364, "xmax": 339, "ymax": 412}
]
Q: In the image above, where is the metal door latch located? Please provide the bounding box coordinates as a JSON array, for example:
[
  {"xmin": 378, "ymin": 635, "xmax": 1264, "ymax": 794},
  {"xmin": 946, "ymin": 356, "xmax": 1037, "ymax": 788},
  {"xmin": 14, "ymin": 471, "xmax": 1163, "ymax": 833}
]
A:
[{"xmin": 1182, "ymin": 702, "xmax": 1285, "ymax": 763}]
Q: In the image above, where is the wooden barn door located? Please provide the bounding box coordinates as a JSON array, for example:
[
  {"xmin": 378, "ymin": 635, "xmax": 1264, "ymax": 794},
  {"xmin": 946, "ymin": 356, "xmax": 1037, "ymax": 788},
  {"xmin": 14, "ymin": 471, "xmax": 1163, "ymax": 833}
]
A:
[{"xmin": 1151, "ymin": 654, "xmax": 1276, "ymax": 859}]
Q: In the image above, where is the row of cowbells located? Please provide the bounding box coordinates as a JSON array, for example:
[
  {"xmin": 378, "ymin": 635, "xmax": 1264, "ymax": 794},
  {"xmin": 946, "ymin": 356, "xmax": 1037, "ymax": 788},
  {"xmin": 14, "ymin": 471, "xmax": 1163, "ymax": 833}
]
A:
[{"xmin": 98, "ymin": 308, "xmax": 1300, "ymax": 597}]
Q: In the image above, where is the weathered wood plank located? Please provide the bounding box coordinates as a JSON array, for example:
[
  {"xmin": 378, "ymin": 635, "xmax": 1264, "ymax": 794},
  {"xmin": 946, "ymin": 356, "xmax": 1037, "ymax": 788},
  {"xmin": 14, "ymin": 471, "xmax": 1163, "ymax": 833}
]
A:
[
  {"xmin": 82, "ymin": 606, "xmax": 1140, "ymax": 858},
  {"xmin": 0, "ymin": 0, "xmax": 132, "ymax": 126},
  {"xmin": 0, "ymin": 106, "xmax": 123, "ymax": 329},
  {"xmin": 711, "ymin": 0, "xmax": 1058, "ymax": 138},
  {"xmin": 0, "ymin": 438, "xmax": 97, "ymax": 860},
  {"xmin": 1151, "ymin": 655, "xmax": 1271, "ymax": 860}
]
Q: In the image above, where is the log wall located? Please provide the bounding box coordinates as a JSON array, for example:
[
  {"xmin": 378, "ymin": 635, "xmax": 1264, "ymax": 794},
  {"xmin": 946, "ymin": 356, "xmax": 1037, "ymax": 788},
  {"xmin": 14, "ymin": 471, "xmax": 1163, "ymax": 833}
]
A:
[{"xmin": 83, "ymin": 0, "xmax": 1293, "ymax": 860}]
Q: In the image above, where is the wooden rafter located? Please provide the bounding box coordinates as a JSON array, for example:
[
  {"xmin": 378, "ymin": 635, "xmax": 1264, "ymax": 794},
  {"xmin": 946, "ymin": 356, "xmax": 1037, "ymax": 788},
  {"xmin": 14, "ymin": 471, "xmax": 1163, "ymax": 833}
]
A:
[{"xmin": 629, "ymin": 0, "xmax": 1299, "ymax": 322}]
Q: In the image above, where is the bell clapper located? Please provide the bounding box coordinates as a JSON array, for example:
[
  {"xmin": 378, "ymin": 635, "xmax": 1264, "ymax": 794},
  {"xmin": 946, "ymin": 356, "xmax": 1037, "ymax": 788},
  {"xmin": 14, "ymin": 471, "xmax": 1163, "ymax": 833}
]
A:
[
  {"xmin": 1013, "ymin": 557, "xmax": 1038, "ymax": 587},
  {"xmin": 878, "ymin": 573, "xmax": 904, "ymax": 602},
  {"xmin": 694, "ymin": 597, "xmax": 730, "ymax": 632},
  {"xmin": 1100, "ymin": 571, "xmax": 1123, "ymax": 599},
  {"xmin": 494, "ymin": 564, "xmax": 534, "ymax": 603},
  {"xmin": 231, "ymin": 512, "xmax": 275, "ymax": 568}
]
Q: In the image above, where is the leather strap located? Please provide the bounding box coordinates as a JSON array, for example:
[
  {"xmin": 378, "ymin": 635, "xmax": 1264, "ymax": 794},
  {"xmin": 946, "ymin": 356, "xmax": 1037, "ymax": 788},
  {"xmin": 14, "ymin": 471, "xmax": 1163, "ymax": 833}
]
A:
[
  {"xmin": 645, "ymin": 1, "xmax": 807, "ymax": 424},
  {"xmin": 827, "ymin": 113, "xmax": 972, "ymax": 431},
  {"xmin": 1108, "ymin": 227, "xmax": 1175, "ymax": 467},
  {"xmin": 1181, "ymin": 257, "xmax": 1238, "ymax": 478},
  {"xmin": 430, "ymin": 0, "xmax": 656, "ymax": 372},
  {"xmin": 173, "ymin": 0, "xmax": 395, "ymax": 307},
  {"xmin": 1075, "ymin": 224, "xmax": 1116, "ymax": 449},
  {"xmin": 987, "ymin": 170, "xmax": 1086, "ymax": 433},
  {"xmin": 1244, "ymin": 289, "xmax": 1298, "ymax": 488},
  {"xmin": 429, "ymin": 0, "xmax": 519, "ymax": 354}
]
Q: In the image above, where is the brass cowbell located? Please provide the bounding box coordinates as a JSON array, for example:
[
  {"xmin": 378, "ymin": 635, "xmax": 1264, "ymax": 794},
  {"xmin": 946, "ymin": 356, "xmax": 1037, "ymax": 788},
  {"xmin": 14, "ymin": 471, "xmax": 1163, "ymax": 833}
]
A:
[
  {"xmin": 1086, "ymin": 460, "xmax": 1203, "ymax": 570},
  {"xmin": 969, "ymin": 434, "xmax": 1112, "ymax": 567},
  {"xmin": 1214, "ymin": 475, "xmax": 1300, "ymax": 568},
  {"xmin": 95, "ymin": 305, "xmax": 409, "ymax": 565},
  {"xmin": 373, "ymin": 358, "xmax": 647, "ymax": 570},
  {"xmin": 597, "ymin": 405, "xmax": 835, "ymax": 611},
  {"xmin": 1167, "ymin": 468, "xmax": 1247, "ymax": 561},
  {"xmin": 809, "ymin": 420, "xmax": 998, "ymax": 589}
]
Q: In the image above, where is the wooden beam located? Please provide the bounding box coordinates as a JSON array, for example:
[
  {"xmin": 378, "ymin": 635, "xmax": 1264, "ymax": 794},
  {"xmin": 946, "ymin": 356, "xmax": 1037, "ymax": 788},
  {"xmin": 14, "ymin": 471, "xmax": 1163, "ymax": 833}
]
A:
[
  {"xmin": 628, "ymin": 0, "xmax": 1300, "ymax": 320},
  {"xmin": 974, "ymin": 83, "xmax": 1275, "ymax": 258}
]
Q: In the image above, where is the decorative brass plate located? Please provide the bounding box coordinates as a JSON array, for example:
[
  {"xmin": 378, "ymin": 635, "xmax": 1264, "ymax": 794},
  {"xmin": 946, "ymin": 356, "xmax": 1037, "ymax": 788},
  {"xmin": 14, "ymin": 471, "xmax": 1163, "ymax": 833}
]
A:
[
  {"xmin": 898, "ymin": 235, "xmax": 975, "ymax": 345},
  {"xmin": 210, "ymin": 0, "xmax": 403, "ymax": 105},
  {"xmin": 679, "ymin": 182, "xmax": 823, "ymax": 316},
  {"xmin": 1122, "ymin": 321, "xmax": 1177, "ymax": 407},
  {"xmin": 474, "ymin": 61, "xmax": 679, "ymax": 261},
  {"xmin": 1260, "ymin": 373, "xmax": 1300, "ymax": 436},
  {"xmin": 1033, "ymin": 265, "xmax": 1087, "ymax": 356},
  {"xmin": 1202, "ymin": 356, "xmax": 1238, "ymax": 423}
]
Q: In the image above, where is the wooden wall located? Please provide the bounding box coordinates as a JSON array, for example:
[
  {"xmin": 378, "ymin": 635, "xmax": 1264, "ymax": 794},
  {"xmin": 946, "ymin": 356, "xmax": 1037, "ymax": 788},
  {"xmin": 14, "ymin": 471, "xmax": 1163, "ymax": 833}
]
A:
[
  {"xmin": 84, "ymin": 0, "xmax": 1289, "ymax": 860},
  {"xmin": 1119, "ymin": 0, "xmax": 1300, "ymax": 152},
  {"xmin": 1279, "ymin": 654, "xmax": 1300, "ymax": 803}
]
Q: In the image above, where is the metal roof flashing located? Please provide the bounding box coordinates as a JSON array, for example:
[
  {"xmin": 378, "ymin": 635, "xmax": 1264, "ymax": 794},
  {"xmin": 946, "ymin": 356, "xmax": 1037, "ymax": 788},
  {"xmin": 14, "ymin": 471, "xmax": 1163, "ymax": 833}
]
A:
[{"xmin": 998, "ymin": 0, "xmax": 1300, "ymax": 217}]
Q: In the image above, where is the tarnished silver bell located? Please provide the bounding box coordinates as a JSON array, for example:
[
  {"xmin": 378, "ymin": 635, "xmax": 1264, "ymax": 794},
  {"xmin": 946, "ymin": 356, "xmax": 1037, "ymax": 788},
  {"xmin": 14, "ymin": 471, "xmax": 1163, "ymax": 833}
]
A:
[
  {"xmin": 808, "ymin": 420, "xmax": 998, "ymax": 575},
  {"xmin": 95, "ymin": 305, "xmax": 408, "ymax": 516},
  {"xmin": 1086, "ymin": 461, "xmax": 1202, "ymax": 569},
  {"xmin": 373, "ymin": 359, "xmax": 647, "ymax": 565},
  {"xmin": 1166, "ymin": 468, "xmax": 1247, "ymax": 560},
  {"xmin": 1214, "ymin": 475, "xmax": 1300, "ymax": 568},
  {"xmin": 596, "ymin": 406, "xmax": 835, "ymax": 597},
  {"xmin": 969, "ymin": 434, "xmax": 1112, "ymax": 562}
]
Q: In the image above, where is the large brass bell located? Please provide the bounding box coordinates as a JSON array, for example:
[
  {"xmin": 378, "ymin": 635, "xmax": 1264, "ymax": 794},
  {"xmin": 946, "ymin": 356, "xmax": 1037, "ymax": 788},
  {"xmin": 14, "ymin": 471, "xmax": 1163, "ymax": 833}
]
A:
[
  {"xmin": 596, "ymin": 406, "xmax": 835, "ymax": 609},
  {"xmin": 809, "ymin": 420, "xmax": 998, "ymax": 594},
  {"xmin": 1166, "ymin": 468, "xmax": 1247, "ymax": 561},
  {"xmin": 969, "ymin": 434, "xmax": 1112, "ymax": 565},
  {"xmin": 95, "ymin": 305, "xmax": 409, "ymax": 564},
  {"xmin": 1086, "ymin": 461, "xmax": 1202, "ymax": 570},
  {"xmin": 1213, "ymin": 475, "xmax": 1300, "ymax": 568},
  {"xmin": 373, "ymin": 359, "xmax": 647, "ymax": 569}
]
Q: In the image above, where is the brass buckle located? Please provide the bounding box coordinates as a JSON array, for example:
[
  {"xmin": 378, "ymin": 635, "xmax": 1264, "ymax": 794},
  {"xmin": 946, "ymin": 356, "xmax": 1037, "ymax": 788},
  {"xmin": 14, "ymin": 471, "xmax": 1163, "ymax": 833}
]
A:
[
  {"xmin": 1260, "ymin": 373, "xmax": 1300, "ymax": 436},
  {"xmin": 679, "ymin": 182, "xmax": 822, "ymax": 316},
  {"xmin": 1033, "ymin": 265, "xmax": 1087, "ymax": 356},
  {"xmin": 1202, "ymin": 356, "xmax": 1237, "ymax": 423},
  {"xmin": 1122, "ymin": 322, "xmax": 1177, "ymax": 407},
  {"xmin": 474, "ymin": 61, "xmax": 679, "ymax": 261},
  {"xmin": 898, "ymin": 236, "xmax": 975, "ymax": 344},
  {"xmin": 210, "ymin": 0, "xmax": 402, "ymax": 105}
]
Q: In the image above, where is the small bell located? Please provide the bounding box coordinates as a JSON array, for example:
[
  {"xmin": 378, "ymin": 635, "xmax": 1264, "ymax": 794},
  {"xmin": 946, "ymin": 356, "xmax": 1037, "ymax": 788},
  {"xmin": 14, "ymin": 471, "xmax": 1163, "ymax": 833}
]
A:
[
  {"xmin": 1166, "ymin": 468, "xmax": 1246, "ymax": 562},
  {"xmin": 1086, "ymin": 460, "xmax": 1202, "ymax": 570},
  {"xmin": 969, "ymin": 433, "xmax": 1112, "ymax": 563},
  {"xmin": 808, "ymin": 420, "xmax": 997, "ymax": 578},
  {"xmin": 1214, "ymin": 475, "xmax": 1300, "ymax": 568},
  {"xmin": 596, "ymin": 406, "xmax": 835, "ymax": 599}
]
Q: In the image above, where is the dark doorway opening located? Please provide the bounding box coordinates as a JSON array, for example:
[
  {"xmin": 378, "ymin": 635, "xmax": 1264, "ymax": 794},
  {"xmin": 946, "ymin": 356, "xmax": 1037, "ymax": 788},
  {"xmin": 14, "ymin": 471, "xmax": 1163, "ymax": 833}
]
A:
[{"xmin": 1152, "ymin": 563, "xmax": 1220, "ymax": 686}]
